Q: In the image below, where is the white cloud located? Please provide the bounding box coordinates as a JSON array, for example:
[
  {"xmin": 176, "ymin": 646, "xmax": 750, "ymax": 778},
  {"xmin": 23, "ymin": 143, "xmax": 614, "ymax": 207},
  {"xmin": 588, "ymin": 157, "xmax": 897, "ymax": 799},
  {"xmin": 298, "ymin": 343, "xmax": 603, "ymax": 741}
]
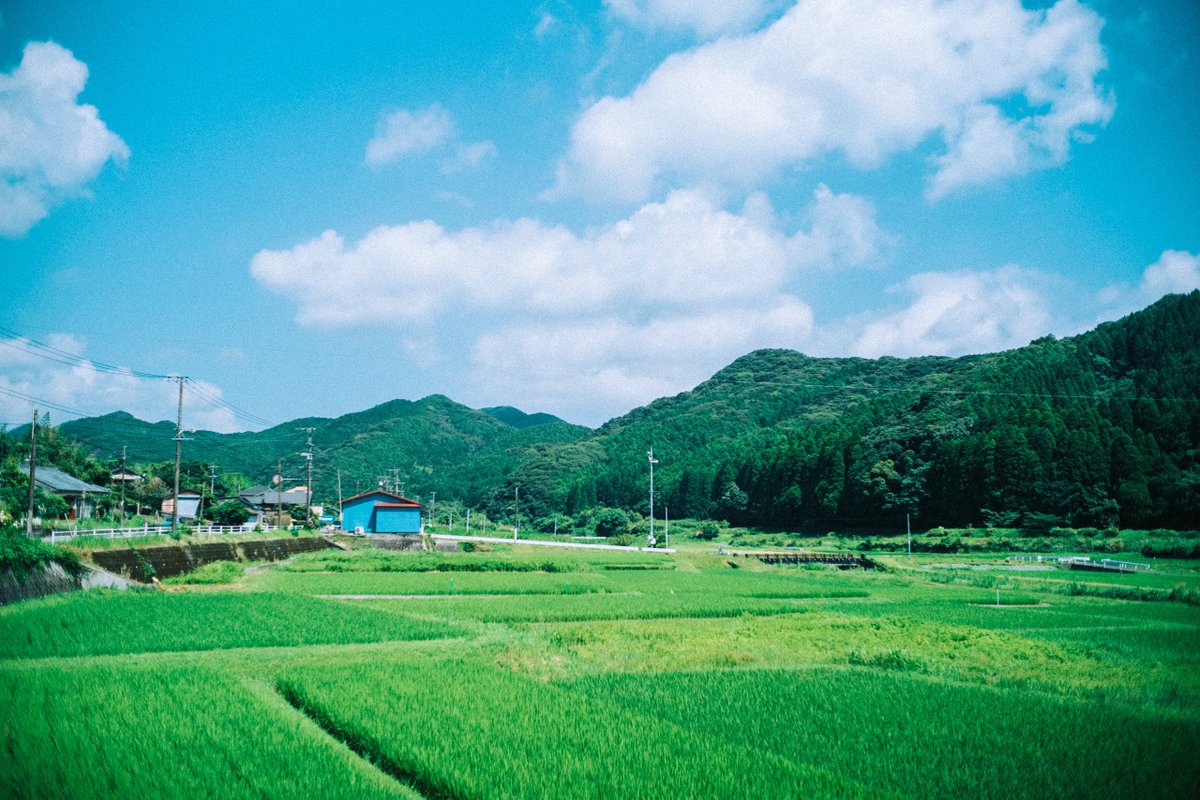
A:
[
  {"xmin": 365, "ymin": 103, "xmax": 496, "ymax": 174},
  {"xmin": 364, "ymin": 104, "xmax": 456, "ymax": 165},
  {"xmin": 1097, "ymin": 250, "xmax": 1200, "ymax": 320},
  {"xmin": 251, "ymin": 184, "xmax": 882, "ymax": 422},
  {"xmin": 471, "ymin": 300, "xmax": 814, "ymax": 417},
  {"xmin": 442, "ymin": 140, "xmax": 497, "ymax": 174},
  {"xmin": 0, "ymin": 41, "xmax": 128, "ymax": 237},
  {"xmin": 605, "ymin": 0, "xmax": 777, "ymax": 38},
  {"xmin": 250, "ymin": 184, "xmax": 882, "ymax": 327},
  {"xmin": 847, "ymin": 265, "xmax": 1055, "ymax": 358},
  {"xmin": 533, "ymin": 12, "xmax": 559, "ymax": 41},
  {"xmin": 0, "ymin": 335, "xmax": 241, "ymax": 432},
  {"xmin": 554, "ymin": 0, "xmax": 1112, "ymax": 202}
]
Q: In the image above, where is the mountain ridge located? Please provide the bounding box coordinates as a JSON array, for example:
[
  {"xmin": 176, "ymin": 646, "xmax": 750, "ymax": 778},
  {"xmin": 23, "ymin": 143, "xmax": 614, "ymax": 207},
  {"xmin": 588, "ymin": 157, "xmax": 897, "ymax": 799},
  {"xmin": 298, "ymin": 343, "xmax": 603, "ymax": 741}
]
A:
[{"xmin": 16, "ymin": 291, "xmax": 1200, "ymax": 529}]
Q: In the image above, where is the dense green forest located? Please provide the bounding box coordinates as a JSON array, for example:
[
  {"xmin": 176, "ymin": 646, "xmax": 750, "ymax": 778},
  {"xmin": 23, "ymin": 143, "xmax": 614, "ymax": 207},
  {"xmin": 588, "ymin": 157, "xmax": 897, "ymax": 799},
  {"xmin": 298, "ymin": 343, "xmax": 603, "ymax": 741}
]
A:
[
  {"xmin": 6, "ymin": 291, "xmax": 1199, "ymax": 531},
  {"xmin": 537, "ymin": 291, "xmax": 1199, "ymax": 531}
]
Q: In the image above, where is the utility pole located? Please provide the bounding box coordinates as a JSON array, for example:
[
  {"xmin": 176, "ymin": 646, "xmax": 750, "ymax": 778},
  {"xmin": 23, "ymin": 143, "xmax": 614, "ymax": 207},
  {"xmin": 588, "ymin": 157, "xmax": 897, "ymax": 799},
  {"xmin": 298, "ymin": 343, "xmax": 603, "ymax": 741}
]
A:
[
  {"xmin": 513, "ymin": 485, "xmax": 519, "ymax": 541},
  {"xmin": 907, "ymin": 512, "xmax": 912, "ymax": 556},
  {"xmin": 647, "ymin": 448, "xmax": 658, "ymax": 547},
  {"xmin": 171, "ymin": 376, "xmax": 186, "ymax": 535},
  {"xmin": 337, "ymin": 469, "xmax": 343, "ymax": 522},
  {"xmin": 665, "ymin": 505, "xmax": 669, "ymax": 548},
  {"xmin": 25, "ymin": 408, "xmax": 37, "ymax": 537},
  {"xmin": 198, "ymin": 463, "xmax": 217, "ymax": 523},
  {"xmin": 299, "ymin": 427, "xmax": 315, "ymax": 527},
  {"xmin": 119, "ymin": 446, "xmax": 128, "ymax": 529},
  {"xmin": 429, "ymin": 491, "xmax": 437, "ymax": 533},
  {"xmin": 466, "ymin": 508, "xmax": 471, "ymax": 536},
  {"xmin": 275, "ymin": 460, "xmax": 283, "ymax": 529}
]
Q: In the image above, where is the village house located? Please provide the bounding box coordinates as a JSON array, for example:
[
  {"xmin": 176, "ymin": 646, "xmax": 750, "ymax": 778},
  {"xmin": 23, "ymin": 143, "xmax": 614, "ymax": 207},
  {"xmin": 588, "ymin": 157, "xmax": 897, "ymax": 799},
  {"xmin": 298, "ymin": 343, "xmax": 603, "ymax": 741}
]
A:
[{"xmin": 19, "ymin": 463, "xmax": 109, "ymax": 520}]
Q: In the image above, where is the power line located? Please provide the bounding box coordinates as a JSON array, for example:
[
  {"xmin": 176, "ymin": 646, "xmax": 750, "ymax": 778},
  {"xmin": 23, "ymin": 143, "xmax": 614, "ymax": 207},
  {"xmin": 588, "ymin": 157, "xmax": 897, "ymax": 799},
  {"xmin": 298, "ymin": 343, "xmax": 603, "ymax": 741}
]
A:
[
  {"xmin": 0, "ymin": 326, "xmax": 170, "ymax": 380},
  {"xmin": 0, "ymin": 386, "xmax": 95, "ymax": 419},
  {"xmin": 184, "ymin": 381, "xmax": 276, "ymax": 428},
  {"xmin": 1, "ymin": 325, "xmax": 277, "ymax": 428}
]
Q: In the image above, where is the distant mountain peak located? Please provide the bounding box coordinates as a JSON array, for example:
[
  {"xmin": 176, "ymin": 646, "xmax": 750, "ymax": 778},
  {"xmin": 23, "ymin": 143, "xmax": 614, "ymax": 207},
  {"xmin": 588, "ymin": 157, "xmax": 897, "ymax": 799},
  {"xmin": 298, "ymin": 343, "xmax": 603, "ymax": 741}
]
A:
[{"xmin": 480, "ymin": 406, "xmax": 568, "ymax": 429}]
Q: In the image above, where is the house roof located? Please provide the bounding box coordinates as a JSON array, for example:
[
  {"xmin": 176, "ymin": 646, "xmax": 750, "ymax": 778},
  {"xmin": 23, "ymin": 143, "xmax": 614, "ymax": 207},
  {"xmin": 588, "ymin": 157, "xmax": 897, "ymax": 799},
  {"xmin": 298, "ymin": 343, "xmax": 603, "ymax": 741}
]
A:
[
  {"xmin": 241, "ymin": 488, "xmax": 310, "ymax": 507},
  {"xmin": 375, "ymin": 501, "xmax": 421, "ymax": 509},
  {"xmin": 342, "ymin": 489, "xmax": 421, "ymax": 507},
  {"xmin": 19, "ymin": 464, "xmax": 109, "ymax": 495}
]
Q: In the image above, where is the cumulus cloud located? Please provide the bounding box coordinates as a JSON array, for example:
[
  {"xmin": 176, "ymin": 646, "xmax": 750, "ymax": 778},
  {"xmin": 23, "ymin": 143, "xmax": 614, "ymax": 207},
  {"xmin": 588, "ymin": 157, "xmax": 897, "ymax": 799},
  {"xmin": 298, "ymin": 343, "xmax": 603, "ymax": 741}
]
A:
[
  {"xmin": 605, "ymin": 0, "xmax": 778, "ymax": 38},
  {"xmin": 251, "ymin": 184, "xmax": 882, "ymax": 421},
  {"xmin": 365, "ymin": 104, "xmax": 495, "ymax": 172},
  {"xmin": 847, "ymin": 265, "xmax": 1056, "ymax": 358},
  {"xmin": 0, "ymin": 335, "xmax": 240, "ymax": 432},
  {"xmin": 0, "ymin": 41, "xmax": 129, "ymax": 237},
  {"xmin": 1097, "ymin": 250, "xmax": 1200, "ymax": 320},
  {"xmin": 472, "ymin": 300, "xmax": 814, "ymax": 414},
  {"xmin": 554, "ymin": 0, "xmax": 1112, "ymax": 202},
  {"xmin": 250, "ymin": 184, "xmax": 882, "ymax": 326},
  {"xmin": 364, "ymin": 105, "xmax": 456, "ymax": 164}
]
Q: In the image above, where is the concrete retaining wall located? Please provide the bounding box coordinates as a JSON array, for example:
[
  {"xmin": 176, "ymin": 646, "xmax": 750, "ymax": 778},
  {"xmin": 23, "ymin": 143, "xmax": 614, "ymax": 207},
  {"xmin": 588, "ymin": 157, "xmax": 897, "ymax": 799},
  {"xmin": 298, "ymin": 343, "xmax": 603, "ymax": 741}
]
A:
[
  {"xmin": 0, "ymin": 561, "xmax": 81, "ymax": 605},
  {"xmin": 90, "ymin": 536, "xmax": 333, "ymax": 582}
]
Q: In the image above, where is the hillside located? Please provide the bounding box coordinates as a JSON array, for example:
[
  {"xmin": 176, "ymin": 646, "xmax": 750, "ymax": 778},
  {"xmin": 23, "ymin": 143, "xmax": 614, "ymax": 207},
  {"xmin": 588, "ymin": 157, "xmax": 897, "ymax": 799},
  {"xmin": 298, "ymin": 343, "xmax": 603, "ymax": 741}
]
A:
[
  {"xmin": 54, "ymin": 397, "xmax": 590, "ymax": 506},
  {"xmin": 512, "ymin": 291, "xmax": 1200, "ymax": 530},
  {"xmin": 18, "ymin": 291, "xmax": 1200, "ymax": 530}
]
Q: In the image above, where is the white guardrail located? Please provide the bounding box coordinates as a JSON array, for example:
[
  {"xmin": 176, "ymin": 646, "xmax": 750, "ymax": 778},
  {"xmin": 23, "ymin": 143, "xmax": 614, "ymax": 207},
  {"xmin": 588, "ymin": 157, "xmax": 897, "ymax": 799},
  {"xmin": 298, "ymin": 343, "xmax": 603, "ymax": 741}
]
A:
[{"xmin": 44, "ymin": 523, "xmax": 289, "ymax": 543}]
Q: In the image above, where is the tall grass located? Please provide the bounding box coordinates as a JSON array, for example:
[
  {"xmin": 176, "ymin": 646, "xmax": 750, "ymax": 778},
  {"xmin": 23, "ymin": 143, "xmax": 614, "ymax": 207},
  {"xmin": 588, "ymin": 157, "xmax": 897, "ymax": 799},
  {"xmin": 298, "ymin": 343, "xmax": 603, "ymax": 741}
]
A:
[
  {"xmin": 0, "ymin": 590, "xmax": 462, "ymax": 659},
  {"xmin": 279, "ymin": 547, "xmax": 666, "ymax": 573},
  {"xmin": 277, "ymin": 657, "xmax": 876, "ymax": 800},
  {"xmin": 567, "ymin": 667, "xmax": 1200, "ymax": 800},
  {"xmin": 250, "ymin": 568, "xmax": 611, "ymax": 596},
  {"xmin": 0, "ymin": 663, "xmax": 414, "ymax": 799}
]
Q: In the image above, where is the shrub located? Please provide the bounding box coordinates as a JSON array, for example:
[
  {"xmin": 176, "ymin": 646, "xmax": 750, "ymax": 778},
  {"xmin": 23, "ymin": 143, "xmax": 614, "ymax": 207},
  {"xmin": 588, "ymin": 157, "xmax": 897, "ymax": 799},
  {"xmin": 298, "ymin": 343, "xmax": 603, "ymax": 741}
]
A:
[
  {"xmin": 211, "ymin": 500, "xmax": 250, "ymax": 526},
  {"xmin": 0, "ymin": 526, "xmax": 83, "ymax": 578},
  {"xmin": 592, "ymin": 508, "xmax": 633, "ymax": 538},
  {"xmin": 694, "ymin": 520, "xmax": 727, "ymax": 540}
]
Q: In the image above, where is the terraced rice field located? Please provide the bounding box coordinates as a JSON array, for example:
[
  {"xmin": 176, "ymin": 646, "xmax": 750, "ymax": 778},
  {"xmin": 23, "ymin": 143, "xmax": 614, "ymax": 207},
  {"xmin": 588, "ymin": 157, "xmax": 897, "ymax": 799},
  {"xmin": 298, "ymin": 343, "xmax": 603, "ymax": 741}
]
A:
[{"xmin": 2, "ymin": 541, "xmax": 1197, "ymax": 798}]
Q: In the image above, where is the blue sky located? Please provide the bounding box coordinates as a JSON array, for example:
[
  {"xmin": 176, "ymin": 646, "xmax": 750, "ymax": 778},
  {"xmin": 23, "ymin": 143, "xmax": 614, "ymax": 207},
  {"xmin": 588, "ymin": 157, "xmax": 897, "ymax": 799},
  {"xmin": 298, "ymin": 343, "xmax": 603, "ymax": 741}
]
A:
[{"xmin": 1, "ymin": 0, "xmax": 1198, "ymax": 432}]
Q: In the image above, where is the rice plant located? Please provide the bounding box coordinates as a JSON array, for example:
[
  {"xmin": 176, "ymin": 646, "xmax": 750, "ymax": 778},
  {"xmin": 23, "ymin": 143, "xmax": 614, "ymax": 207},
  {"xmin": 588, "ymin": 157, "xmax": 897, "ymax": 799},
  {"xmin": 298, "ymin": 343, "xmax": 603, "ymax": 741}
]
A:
[
  {"xmin": 567, "ymin": 667, "xmax": 1200, "ymax": 800},
  {"xmin": 0, "ymin": 590, "xmax": 463, "ymax": 659},
  {"xmin": 277, "ymin": 657, "xmax": 876, "ymax": 800},
  {"xmin": 0, "ymin": 663, "xmax": 415, "ymax": 800}
]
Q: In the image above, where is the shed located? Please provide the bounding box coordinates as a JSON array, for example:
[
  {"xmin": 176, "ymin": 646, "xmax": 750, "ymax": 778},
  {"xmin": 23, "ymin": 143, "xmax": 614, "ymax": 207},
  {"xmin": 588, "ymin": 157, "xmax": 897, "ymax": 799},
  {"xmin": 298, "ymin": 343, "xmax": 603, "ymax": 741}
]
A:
[
  {"xmin": 161, "ymin": 490, "xmax": 202, "ymax": 521},
  {"xmin": 341, "ymin": 490, "xmax": 422, "ymax": 534}
]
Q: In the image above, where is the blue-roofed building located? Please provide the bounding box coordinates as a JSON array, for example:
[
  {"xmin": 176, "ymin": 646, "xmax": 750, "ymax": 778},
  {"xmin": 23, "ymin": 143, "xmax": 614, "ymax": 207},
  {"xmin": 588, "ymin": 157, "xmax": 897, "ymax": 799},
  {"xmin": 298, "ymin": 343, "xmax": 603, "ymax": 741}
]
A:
[{"xmin": 340, "ymin": 490, "xmax": 422, "ymax": 534}]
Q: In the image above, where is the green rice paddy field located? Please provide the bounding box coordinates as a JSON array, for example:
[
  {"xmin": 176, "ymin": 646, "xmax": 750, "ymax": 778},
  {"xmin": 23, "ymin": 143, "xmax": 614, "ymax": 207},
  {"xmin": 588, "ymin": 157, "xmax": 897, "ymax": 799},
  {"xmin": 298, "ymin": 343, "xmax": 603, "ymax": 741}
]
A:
[{"xmin": 2, "ymin": 542, "xmax": 1198, "ymax": 799}]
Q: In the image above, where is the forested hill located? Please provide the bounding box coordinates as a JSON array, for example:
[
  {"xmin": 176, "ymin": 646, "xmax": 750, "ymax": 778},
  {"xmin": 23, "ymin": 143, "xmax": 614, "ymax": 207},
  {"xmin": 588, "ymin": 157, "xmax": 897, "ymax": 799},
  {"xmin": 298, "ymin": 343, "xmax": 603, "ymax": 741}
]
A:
[
  {"xmin": 16, "ymin": 292, "xmax": 1200, "ymax": 530},
  {"xmin": 51, "ymin": 396, "xmax": 590, "ymax": 504},
  {"xmin": 514, "ymin": 291, "xmax": 1200, "ymax": 530}
]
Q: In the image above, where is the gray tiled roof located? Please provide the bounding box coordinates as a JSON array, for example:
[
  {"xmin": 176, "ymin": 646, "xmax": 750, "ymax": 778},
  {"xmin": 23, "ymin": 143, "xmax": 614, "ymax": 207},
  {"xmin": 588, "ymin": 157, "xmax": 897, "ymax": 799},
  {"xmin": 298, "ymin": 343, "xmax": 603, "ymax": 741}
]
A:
[{"xmin": 19, "ymin": 464, "xmax": 109, "ymax": 495}]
